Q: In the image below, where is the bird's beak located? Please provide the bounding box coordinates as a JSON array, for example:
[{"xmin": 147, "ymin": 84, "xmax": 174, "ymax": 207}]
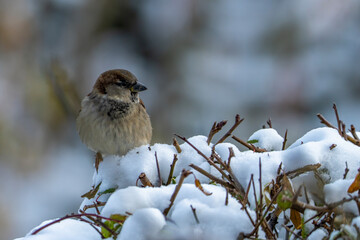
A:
[{"xmin": 131, "ymin": 82, "xmax": 147, "ymax": 92}]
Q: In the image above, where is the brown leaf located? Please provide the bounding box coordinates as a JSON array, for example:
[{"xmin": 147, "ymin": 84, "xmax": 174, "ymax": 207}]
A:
[
  {"xmin": 195, "ymin": 179, "xmax": 212, "ymax": 196},
  {"xmin": 348, "ymin": 172, "xmax": 360, "ymax": 193},
  {"xmin": 81, "ymin": 182, "xmax": 101, "ymax": 199},
  {"xmin": 282, "ymin": 174, "xmax": 294, "ymax": 194},
  {"xmin": 290, "ymin": 209, "xmax": 302, "ymax": 229},
  {"xmin": 95, "ymin": 152, "xmax": 103, "ymax": 172}
]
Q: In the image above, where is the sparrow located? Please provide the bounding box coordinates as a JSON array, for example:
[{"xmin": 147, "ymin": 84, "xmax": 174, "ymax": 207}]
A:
[{"xmin": 76, "ymin": 69, "xmax": 152, "ymax": 157}]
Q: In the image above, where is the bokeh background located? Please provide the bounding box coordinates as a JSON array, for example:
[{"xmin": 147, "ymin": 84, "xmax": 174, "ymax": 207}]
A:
[{"xmin": 1, "ymin": 0, "xmax": 359, "ymax": 239}]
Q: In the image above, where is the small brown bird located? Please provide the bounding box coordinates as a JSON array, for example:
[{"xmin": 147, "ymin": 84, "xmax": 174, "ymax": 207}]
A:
[{"xmin": 76, "ymin": 69, "xmax": 152, "ymax": 157}]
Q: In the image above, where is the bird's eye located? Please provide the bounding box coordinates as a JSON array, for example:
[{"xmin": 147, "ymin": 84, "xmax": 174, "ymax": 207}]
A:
[{"xmin": 114, "ymin": 82, "xmax": 124, "ymax": 87}]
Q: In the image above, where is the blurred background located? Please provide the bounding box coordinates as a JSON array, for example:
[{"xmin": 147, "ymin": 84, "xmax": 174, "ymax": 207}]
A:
[{"xmin": 0, "ymin": 0, "xmax": 359, "ymax": 239}]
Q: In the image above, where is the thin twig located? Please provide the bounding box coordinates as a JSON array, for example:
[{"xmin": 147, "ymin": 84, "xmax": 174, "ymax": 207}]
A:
[
  {"xmin": 190, "ymin": 205, "xmax": 200, "ymax": 224},
  {"xmin": 343, "ymin": 161, "xmax": 349, "ymax": 179},
  {"xmin": 31, "ymin": 213, "xmax": 126, "ymax": 235},
  {"xmin": 292, "ymin": 185, "xmax": 303, "ymax": 204},
  {"xmin": 163, "ymin": 169, "xmax": 191, "ymax": 216},
  {"xmin": 243, "ymin": 174, "xmax": 253, "ymax": 207},
  {"xmin": 267, "ymin": 118, "xmax": 272, "ymax": 128},
  {"xmin": 350, "ymin": 125, "xmax": 359, "ymax": 140},
  {"xmin": 79, "ymin": 218, "xmax": 104, "ymax": 237},
  {"xmin": 227, "ymin": 147, "xmax": 235, "ymax": 167},
  {"xmin": 258, "ymin": 158, "xmax": 263, "ymax": 225},
  {"xmin": 137, "ymin": 172, "xmax": 154, "ymax": 187},
  {"xmin": 285, "ymin": 163, "xmax": 321, "ymax": 179},
  {"xmin": 317, "ymin": 113, "xmax": 360, "ymax": 146},
  {"xmin": 176, "ymin": 135, "xmax": 233, "ymax": 184},
  {"xmin": 225, "ymin": 188, "xmax": 229, "ymax": 206},
  {"xmin": 342, "ymin": 122, "xmax": 347, "ymax": 141},
  {"xmin": 285, "ymin": 194, "xmax": 360, "ymax": 213},
  {"xmin": 232, "ymin": 135, "xmax": 266, "ymax": 152},
  {"xmin": 303, "ymin": 211, "xmax": 325, "ymax": 225},
  {"xmin": 212, "ymin": 152, "xmax": 245, "ymax": 196},
  {"xmin": 155, "ymin": 152, "xmax": 162, "ymax": 186},
  {"xmin": 166, "ymin": 154, "xmax": 178, "ymax": 185},
  {"xmin": 189, "ymin": 164, "xmax": 233, "ymax": 189},
  {"xmin": 82, "ymin": 202, "xmax": 106, "ymax": 212},
  {"xmin": 245, "ymin": 186, "xmax": 283, "ymax": 238},
  {"xmin": 303, "ymin": 184, "xmax": 310, "ymax": 204},
  {"xmin": 282, "ymin": 224, "xmax": 303, "ymax": 239},
  {"xmin": 282, "ymin": 129, "xmax": 288, "ymax": 150},
  {"xmin": 173, "ymin": 138, "xmax": 182, "ymax": 153},
  {"xmin": 317, "ymin": 114, "xmax": 337, "ymax": 129},
  {"xmin": 333, "ymin": 103, "xmax": 342, "ymax": 135},
  {"xmin": 207, "ymin": 120, "xmax": 227, "ymax": 145},
  {"xmin": 215, "ymin": 114, "xmax": 244, "ymax": 145},
  {"xmin": 251, "ymin": 175, "xmax": 258, "ymax": 215},
  {"xmin": 87, "ymin": 215, "xmax": 117, "ymax": 238}
]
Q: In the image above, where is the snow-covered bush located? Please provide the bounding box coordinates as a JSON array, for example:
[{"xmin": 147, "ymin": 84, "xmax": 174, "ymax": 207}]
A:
[{"xmin": 17, "ymin": 106, "xmax": 360, "ymax": 240}]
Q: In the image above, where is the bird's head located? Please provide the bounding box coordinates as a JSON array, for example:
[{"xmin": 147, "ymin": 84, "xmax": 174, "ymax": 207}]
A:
[{"xmin": 93, "ymin": 69, "xmax": 147, "ymax": 103}]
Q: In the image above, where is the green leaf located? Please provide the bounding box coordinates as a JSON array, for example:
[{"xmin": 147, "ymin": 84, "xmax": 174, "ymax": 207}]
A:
[
  {"xmin": 98, "ymin": 187, "xmax": 117, "ymax": 196},
  {"xmin": 276, "ymin": 189, "xmax": 293, "ymax": 210},
  {"xmin": 110, "ymin": 214, "xmax": 127, "ymax": 222},
  {"xmin": 101, "ymin": 220, "xmax": 114, "ymax": 238},
  {"xmin": 247, "ymin": 139, "xmax": 259, "ymax": 144}
]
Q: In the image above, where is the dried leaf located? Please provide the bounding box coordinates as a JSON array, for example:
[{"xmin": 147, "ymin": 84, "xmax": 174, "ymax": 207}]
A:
[
  {"xmin": 282, "ymin": 175, "xmax": 294, "ymax": 194},
  {"xmin": 348, "ymin": 172, "xmax": 360, "ymax": 193},
  {"xmin": 290, "ymin": 209, "xmax": 302, "ymax": 229},
  {"xmin": 195, "ymin": 179, "xmax": 212, "ymax": 196},
  {"xmin": 286, "ymin": 163, "xmax": 321, "ymax": 179},
  {"xmin": 95, "ymin": 152, "xmax": 103, "ymax": 172},
  {"xmin": 81, "ymin": 182, "xmax": 101, "ymax": 199},
  {"xmin": 263, "ymin": 183, "xmax": 275, "ymax": 211}
]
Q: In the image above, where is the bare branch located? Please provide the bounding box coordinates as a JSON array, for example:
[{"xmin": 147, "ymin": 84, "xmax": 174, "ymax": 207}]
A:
[
  {"xmin": 317, "ymin": 114, "xmax": 337, "ymax": 129},
  {"xmin": 350, "ymin": 125, "xmax": 359, "ymax": 140},
  {"xmin": 207, "ymin": 120, "xmax": 227, "ymax": 145},
  {"xmin": 232, "ymin": 135, "xmax": 266, "ymax": 152},
  {"xmin": 155, "ymin": 152, "xmax": 162, "ymax": 186},
  {"xmin": 166, "ymin": 154, "xmax": 178, "ymax": 185},
  {"xmin": 173, "ymin": 138, "xmax": 182, "ymax": 153},
  {"xmin": 285, "ymin": 163, "xmax": 321, "ymax": 179},
  {"xmin": 137, "ymin": 172, "xmax": 154, "ymax": 187},
  {"xmin": 343, "ymin": 161, "xmax": 349, "ymax": 179},
  {"xmin": 31, "ymin": 213, "xmax": 126, "ymax": 236},
  {"xmin": 282, "ymin": 129, "xmax": 288, "ymax": 150},
  {"xmin": 215, "ymin": 114, "xmax": 244, "ymax": 145},
  {"xmin": 286, "ymin": 195, "xmax": 360, "ymax": 213},
  {"xmin": 189, "ymin": 164, "xmax": 234, "ymax": 189},
  {"xmin": 163, "ymin": 169, "xmax": 191, "ymax": 216},
  {"xmin": 333, "ymin": 103, "xmax": 342, "ymax": 135},
  {"xmin": 190, "ymin": 205, "xmax": 200, "ymax": 224}
]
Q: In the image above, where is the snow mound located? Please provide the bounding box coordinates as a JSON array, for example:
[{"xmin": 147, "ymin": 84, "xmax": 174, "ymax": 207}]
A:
[
  {"xmin": 21, "ymin": 127, "xmax": 360, "ymax": 239},
  {"xmin": 248, "ymin": 128, "xmax": 284, "ymax": 151}
]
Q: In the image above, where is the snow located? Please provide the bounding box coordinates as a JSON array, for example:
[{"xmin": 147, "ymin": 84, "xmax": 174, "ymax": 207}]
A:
[
  {"xmin": 248, "ymin": 128, "xmax": 284, "ymax": 151},
  {"xmin": 307, "ymin": 228, "xmax": 328, "ymax": 240},
  {"xmin": 118, "ymin": 208, "xmax": 166, "ymax": 240},
  {"xmin": 15, "ymin": 219, "xmax": 98, "ymax": 240},
  {"xmin": 324, "ymin": 179, "xmax": 358, "ymax": 215},
  {"xmin": 20, "ymin": 127, "xmax": 360, "ymax": 239}
]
